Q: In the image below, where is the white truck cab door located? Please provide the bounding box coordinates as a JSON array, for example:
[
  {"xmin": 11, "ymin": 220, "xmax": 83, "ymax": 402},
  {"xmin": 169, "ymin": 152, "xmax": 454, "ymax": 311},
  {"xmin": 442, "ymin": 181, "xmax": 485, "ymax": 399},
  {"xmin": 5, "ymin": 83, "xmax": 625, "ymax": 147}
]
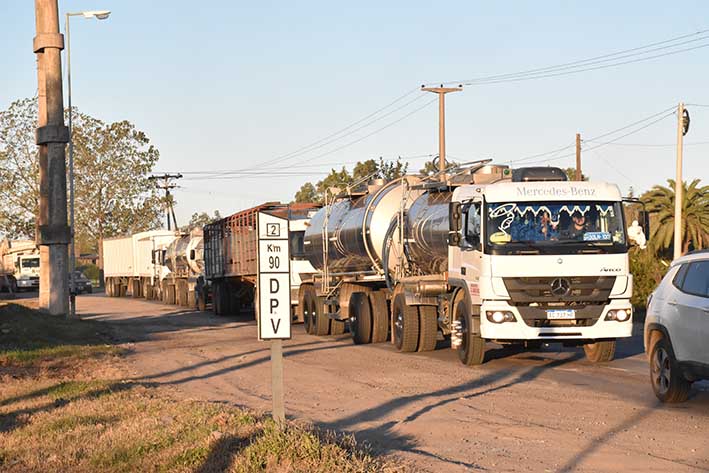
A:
[
  {"xmin": 458, "ymin": 200, "xmax": 483, "ymax": 303},
  {"xmin": 671, "ymin": 260, "xmax": 709, "ymax": 365}
]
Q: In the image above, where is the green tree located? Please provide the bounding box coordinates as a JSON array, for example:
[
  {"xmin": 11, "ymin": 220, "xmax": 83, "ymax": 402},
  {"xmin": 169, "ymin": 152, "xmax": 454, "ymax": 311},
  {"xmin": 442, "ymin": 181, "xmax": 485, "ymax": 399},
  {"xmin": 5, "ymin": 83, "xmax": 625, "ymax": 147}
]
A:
[
  {"xmin": 642, "ymin": 179, "xmax": 709, "ymax": 254},
  {"xmin": 181, "ymin": 210, "xmax": 222, "ymax": 232},
  {"xmin": 563, "ymin": 167, "xmax": 588, "ymax": 181},
  {"xmin": 294, "ymin": 182, "xmax": 318, "ymax": 203},
  {"xmin": 419, "ymin": 157, "xmax": 457, "ymax": 176},
  {"xmin": 0, "ymin": 98, "xmax": 40, "ymax": 238},
  {"xmin": 629, "ymin": 247, "xmax": 668, "ymax": 310},
  {"xmin": 0, "ymin": 98, "xmax": 163, "ymax": 268}
]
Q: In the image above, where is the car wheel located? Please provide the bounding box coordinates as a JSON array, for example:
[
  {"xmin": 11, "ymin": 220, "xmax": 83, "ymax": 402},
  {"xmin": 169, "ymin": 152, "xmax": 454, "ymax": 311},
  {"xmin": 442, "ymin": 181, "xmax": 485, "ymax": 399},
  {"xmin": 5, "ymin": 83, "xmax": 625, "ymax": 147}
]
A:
[{"xmin": 650, "ymin": 337, "xmax": 691, "ymax": 403}]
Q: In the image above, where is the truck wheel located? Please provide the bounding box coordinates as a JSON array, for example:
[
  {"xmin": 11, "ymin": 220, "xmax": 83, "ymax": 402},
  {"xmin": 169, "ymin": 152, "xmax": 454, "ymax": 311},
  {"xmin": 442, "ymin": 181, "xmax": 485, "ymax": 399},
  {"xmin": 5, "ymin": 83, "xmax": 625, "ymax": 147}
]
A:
[
  {"xmin": 213, "ymin": 283, "xmax": 222, "ymax": 315},
  {"xmin": 296, "ymin": 286, "xmax": 308, "ymax": 323},
  {"xmin": 369, "ymin": 291, "xmax": 389, "ymax": 343},
  {"xmin": 650, "ymin": 336, "xmax": 691, "ymax": 403},
  {"xmin": 349, "ymin": 292, "xmax": 372, "ymax": 344},
  {"xmin": 313, "ymin": 295, "xmax": 330, "ymax": 336},
  {"xmin": 197, "ymin": 289, "xmax": 207, "ymax": 311},
  {"xmin": 418, "ymin": 305, "xmax": 438, "ymax": 352},
  {"xmin": 393, "ymin": 293, "xmax": 419, "ymax": 352},
  {"xmin": 302, "ymin": 286, "xmax": 316, "ymax": 334},
  {"xmin": 455, "ymin": 300, "xmax": 485, "ymax": 366},
  {"xmin": 331, "ymin": 319, "xmax": 345, "ymax": 335},
  {"xmin": 583, "ymin": 340, "xmax": 616, "ymax": 363}
]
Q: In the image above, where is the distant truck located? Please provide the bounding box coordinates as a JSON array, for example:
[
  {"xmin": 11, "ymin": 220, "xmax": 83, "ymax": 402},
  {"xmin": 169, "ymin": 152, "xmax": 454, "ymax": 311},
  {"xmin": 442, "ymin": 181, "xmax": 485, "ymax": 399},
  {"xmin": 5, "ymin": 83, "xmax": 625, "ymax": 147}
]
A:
[
  {"xmin": 201, "ymin": 202, "xmax": 319, "ymax": 316},
  {"xmin": 102, "ymin": 230, "xmax": 179, "ymax": 298},
  {"xmin": 0, "ymin": 239, "xmax": 40, "ymax": 292}
]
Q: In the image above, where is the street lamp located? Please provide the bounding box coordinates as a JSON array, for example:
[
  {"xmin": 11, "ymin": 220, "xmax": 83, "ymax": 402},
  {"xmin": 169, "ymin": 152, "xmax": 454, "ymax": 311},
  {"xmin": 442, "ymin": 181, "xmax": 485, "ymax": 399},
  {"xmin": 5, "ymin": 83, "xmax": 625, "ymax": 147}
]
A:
[{"xmin": 65, "ymin": 9, "xmax": 111, "ymax": 317}]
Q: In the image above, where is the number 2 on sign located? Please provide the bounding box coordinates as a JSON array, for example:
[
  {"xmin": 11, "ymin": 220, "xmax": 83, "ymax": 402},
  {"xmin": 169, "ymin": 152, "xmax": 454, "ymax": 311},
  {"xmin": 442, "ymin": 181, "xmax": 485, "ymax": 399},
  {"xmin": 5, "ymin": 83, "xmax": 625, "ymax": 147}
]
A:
[{"xmin": 269, "ymin": 255, "xmax": 280, "ymax": 269}]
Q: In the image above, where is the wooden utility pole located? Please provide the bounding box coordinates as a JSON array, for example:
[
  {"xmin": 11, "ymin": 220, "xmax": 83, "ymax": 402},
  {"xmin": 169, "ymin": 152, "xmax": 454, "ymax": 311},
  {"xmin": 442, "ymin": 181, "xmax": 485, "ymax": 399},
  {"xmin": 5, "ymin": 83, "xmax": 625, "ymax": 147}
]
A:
[
  {"xmin": 35, "ymin": 0, "xmax": 70, "ymax": 315},
  {"xmin": 674, "ymin": 102, "xmax": 689, "ymax": 259},
  {"xmin": 149, "ymin": 173, "xmax": 183, "ymax": 230},
  {"xmin": 575, "ymin": 133, "xmax": 582, "ymax": 181},
  {"xmin": 421, "ymin": 85, "xmax": 462, "ymax": 179}
]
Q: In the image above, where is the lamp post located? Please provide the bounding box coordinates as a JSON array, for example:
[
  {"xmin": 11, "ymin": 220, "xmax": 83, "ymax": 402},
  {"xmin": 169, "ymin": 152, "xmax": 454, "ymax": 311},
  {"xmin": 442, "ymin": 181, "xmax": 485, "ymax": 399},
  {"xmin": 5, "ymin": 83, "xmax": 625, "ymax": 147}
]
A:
[{"xmin": 65, "ymin": 10, "xmax": 111, "ymax": 317}]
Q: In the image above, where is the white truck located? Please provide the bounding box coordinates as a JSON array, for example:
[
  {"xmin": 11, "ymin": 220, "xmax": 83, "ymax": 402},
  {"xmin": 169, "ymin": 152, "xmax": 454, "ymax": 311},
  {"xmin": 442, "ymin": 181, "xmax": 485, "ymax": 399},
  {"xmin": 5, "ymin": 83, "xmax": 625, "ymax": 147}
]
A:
[
  {"xmin": 299, "ymin": 162, "xmax": 646, "ymax": 364},
  {"xmin": 1, "ymin": 239, "xmax": 40, "ymax": 292},
  {"xmin": 157, "ymin": 228, "xmax": 204, "ymax": 308},
  {"xmin": 103, "ymin": 230, "xmax": 179, "ymax": 298}
]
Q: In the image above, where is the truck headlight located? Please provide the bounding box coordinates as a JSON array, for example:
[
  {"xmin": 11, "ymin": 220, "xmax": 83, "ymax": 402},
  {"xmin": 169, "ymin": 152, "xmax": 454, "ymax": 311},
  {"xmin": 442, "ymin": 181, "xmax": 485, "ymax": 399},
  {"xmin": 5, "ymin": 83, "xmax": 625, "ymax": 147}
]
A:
[
  {"xmin": 486, "ymin": 310, "xmax": 516, "ymax": 324},
  {"xmin": 605, "ymin": 309, "xmax": 631, "ymax": 322}
]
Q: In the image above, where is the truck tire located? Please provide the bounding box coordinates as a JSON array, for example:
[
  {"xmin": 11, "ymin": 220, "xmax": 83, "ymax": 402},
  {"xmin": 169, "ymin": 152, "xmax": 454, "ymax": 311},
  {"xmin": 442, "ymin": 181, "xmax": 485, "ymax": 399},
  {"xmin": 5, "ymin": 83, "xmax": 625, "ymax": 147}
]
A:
[
  {"xmin": 313, "ymin": 295, "xmax": 330, "ymax": 336},
  {"xmin": 119, "ymin": 281, "xmax": 127, "ymax": 297},
  {"xmin": 331, "ymin": 319, "xmax": 345, "ymax": 335},
  {"xmin": 369, "ymin": 291, "xmax": 389, "ymax": 343},
  {"xmin": 349, "ymin": 292, "xmax": 372, "ymax": 344},
  {"xmin": 296, "ymin": 286, "xmax": 308, "ymax": 323},
  {"xmin": 455, "ymin": 299, "xmax": 485, "ymax": 366},
  {"xmin": 417, "ymin": 305, "xmax": 438, "ymax": 352},
  {"xmin": 583, "ymin": 340, "xmax": 616, "ymax": 363},
  {"xmin": 393, "ymin": 293, "xmax": 419, "ymax": 352},
  {"xmin": 197, "ymin": 288, "xmax": 207, "ymax": 312},
  {"xmin": 303, "ymin": 286, "xmax": 316, "ymax": 334},
  {"xmin": 213, "ymin": 282, "xmax": 222, "ymax": 315},
  {"xmin": 650, "ymin": 336, "xmax": 691, "ymax": 403}
]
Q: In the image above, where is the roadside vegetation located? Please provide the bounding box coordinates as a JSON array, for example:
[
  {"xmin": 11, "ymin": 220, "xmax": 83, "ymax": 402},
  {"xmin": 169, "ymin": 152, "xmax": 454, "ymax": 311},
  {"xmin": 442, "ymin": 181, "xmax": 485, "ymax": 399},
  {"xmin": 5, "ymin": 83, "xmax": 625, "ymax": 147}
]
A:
[{"xmin": 0, "ymin": 301, "xmax": 404, "ymax": 473}]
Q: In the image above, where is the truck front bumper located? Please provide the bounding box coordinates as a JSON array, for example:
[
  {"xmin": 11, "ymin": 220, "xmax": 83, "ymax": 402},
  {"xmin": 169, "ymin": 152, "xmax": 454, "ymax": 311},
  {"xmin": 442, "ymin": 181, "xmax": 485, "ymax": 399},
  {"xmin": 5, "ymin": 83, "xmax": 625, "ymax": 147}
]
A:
[{"xmin": 480, "ymin": 299, "xmax": 633, "ymax": 341}]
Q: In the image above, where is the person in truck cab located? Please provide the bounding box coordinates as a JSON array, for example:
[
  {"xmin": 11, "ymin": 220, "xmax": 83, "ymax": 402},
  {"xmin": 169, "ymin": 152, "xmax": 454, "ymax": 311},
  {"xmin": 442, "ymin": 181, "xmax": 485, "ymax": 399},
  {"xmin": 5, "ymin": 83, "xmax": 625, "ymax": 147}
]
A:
[{"xmin": 561, "ymin": 211, "xmax": 589, "ymax": 240}]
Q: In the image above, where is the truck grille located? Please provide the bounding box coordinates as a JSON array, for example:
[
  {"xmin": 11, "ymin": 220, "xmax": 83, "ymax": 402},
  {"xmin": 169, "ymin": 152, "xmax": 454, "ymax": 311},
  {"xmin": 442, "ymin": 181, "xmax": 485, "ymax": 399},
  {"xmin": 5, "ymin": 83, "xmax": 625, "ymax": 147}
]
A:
[{"xmin": 503, "ymin": 276, "xmax": 615, "ymax": 306}]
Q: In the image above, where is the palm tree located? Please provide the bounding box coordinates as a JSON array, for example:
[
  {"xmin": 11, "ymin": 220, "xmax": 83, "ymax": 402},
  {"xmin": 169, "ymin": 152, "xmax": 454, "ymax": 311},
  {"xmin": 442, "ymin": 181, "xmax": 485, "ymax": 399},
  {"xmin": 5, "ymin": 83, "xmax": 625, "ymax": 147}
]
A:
[{"xmin": 642, "ymin": 179, "xmax": 709, "ymax": 254}]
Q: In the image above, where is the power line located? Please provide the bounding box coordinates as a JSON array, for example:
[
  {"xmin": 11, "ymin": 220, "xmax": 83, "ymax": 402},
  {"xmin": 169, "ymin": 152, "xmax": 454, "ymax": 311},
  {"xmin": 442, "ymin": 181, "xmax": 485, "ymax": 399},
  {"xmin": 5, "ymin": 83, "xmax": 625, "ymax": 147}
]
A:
[
  {"xmin": 584, "ymin": 140, "xmax": 709, "ymax": 148},
  {"xmin": 238, "ymin": 87, "xmax": 420, "ymax": 172},
  {"xmin": 507, "ymin": 108, "xmax": 676, "ymax": 166},
  {"xmin": 429, "ymin": 28, "xmax": 709, "ymax": 87}
]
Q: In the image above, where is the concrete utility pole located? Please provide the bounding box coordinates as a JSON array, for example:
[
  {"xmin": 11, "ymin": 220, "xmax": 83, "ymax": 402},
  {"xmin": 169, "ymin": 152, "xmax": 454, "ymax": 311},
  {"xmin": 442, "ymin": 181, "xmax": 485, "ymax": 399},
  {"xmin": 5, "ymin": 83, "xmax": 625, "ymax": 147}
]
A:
[
  {"xmin": 674, "ymin": 102, "xmax": 689, "ymax": 259},
  {"xmin": 149, "ymin": 173, "xmax": 183, "ymax": 230},
  {"xmin": 421, "ymin": 85, "xmax": 462, "ymax": 178},
  {"xmin": 575, "ymin": 133, "xmax": 582, "ymax": 181},
  {"xmin": 34, "ymin": 0, "xmax": 70, "ymax": 316}
]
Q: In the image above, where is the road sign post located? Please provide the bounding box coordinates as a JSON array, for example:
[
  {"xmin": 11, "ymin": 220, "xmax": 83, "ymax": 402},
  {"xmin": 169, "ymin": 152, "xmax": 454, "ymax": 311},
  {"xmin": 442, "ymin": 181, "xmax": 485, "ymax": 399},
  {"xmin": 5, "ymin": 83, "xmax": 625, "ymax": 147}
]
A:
[{"xmin": 257, "ymin": 211, "xmax": 291, "ymax": 424}]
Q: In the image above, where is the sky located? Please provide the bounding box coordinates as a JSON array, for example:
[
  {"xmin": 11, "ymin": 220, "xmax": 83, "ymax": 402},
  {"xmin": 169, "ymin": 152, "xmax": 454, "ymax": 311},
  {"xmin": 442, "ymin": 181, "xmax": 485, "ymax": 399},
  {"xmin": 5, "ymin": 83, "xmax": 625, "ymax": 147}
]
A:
[{"xmin": 2, "ymin": 1, "xmax": 708, "ymax": 225}]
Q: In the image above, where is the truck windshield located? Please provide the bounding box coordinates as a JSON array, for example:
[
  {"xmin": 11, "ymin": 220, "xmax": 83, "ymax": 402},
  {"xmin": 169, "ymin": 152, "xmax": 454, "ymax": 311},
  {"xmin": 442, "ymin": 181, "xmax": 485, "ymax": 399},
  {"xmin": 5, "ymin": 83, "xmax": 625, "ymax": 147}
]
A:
[
  {"xmin": 21, "ymin": 258, "xmax": 40, "ymax": 268},
  {"xmin": 485, "ymin": 201, "xmax": 627, "ymax": 254}
]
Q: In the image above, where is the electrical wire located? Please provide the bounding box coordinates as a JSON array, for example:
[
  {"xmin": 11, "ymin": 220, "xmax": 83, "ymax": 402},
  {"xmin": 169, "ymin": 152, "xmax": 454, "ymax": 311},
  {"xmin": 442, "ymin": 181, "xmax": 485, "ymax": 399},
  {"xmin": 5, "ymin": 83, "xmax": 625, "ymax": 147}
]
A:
[
  {"xmin": 427, "ymin": 28, "xmax": 709, "ymax": 87},
  {"xmin": 504, "ymin": 106, "xmax": 676, "ymax": 165}
]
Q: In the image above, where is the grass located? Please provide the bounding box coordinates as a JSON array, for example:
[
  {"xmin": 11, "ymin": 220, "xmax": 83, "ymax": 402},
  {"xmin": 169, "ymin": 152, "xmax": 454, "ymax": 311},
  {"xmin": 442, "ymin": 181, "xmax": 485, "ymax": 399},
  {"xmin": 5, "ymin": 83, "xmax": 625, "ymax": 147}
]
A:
[{"xmin": 0, "ymin": 301, "xmax": 406, "ymax": 472}]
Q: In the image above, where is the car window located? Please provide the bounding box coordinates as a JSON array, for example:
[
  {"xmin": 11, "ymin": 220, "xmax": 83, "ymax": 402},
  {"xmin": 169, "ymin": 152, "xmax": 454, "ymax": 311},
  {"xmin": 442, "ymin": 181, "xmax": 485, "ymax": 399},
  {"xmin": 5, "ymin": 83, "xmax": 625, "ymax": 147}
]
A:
[
  {"xmin": 680, "ymin": 261, "xmax": 709, "ymax": 298},
  {"xmin": 672, "ymin": 264, "xmax": 689, "ymax": 290}
]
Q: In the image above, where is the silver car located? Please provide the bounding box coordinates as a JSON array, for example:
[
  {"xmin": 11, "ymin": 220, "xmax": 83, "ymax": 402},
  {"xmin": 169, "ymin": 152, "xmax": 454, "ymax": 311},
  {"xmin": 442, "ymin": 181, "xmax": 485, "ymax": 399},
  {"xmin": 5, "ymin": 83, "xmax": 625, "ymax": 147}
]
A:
[{"xmin": 644, "ymin": 250, "xmax": 709, "ymax": 402}]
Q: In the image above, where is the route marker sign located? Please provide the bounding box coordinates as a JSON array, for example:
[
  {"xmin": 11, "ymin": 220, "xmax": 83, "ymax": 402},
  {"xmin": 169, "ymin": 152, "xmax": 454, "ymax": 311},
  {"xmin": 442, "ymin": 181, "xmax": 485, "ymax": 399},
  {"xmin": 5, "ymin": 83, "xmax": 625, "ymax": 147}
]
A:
[
  {"xmin": 257, "ymin": 211, "xmax": 291, "ymax": 340},
  {"xmin": 257, "ymin": 211, "xmax": 291, "ymax": 424}
]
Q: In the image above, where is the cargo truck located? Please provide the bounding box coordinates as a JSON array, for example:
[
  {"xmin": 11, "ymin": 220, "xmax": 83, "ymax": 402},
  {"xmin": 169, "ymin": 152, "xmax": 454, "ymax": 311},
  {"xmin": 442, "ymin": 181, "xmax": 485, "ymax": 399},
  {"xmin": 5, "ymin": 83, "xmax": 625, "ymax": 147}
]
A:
[
  {"xmin": 298, "ymin": 161, "xmax": 647, "ymax": 364},
  {"xmin": 0, "ymin": 239, "xmax": 40, "ymax": 292},
  {"xmin": 202, "ymin": 202, "xmax": 319, "ymax": 316},
  {"xmin": 103, "ymin": 230, "xmax": 179, "ymax": 298}
]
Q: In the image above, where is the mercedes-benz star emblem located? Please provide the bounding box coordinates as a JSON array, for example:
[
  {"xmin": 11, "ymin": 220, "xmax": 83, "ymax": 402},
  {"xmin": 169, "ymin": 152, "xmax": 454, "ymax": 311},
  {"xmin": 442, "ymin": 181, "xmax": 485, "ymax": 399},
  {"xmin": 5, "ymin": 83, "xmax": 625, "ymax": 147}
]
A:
[{"xmin": 550, "ymin": 277, "xmax": 571, "ymax": 297}]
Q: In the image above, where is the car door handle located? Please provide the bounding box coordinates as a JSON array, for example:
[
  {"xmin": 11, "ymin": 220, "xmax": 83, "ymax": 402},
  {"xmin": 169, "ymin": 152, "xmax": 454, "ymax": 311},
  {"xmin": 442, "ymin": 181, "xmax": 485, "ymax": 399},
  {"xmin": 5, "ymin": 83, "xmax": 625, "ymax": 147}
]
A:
[
  {"xmin": 667, "ymin": 300, "xmax": 677, "ymax": 306},
  {"xmin": 702, "ymin": 307, "xmax": 709, "ymax": 313}
]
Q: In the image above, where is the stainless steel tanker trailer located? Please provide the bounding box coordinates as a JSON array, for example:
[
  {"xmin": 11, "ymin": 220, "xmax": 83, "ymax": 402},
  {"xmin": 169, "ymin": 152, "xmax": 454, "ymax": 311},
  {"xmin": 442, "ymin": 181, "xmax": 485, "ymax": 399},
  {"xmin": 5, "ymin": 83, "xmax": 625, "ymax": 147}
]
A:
[
  {"xmin": 156, "ymin": 228, "xmax": 204, "ymax": 308},
  {"xmin": 202, "ymin": 202, "xmax": 320, "ymax": 316},
  {"xmin": 299, "ymin": 160, "xmax": 641, "ymax": 365}
]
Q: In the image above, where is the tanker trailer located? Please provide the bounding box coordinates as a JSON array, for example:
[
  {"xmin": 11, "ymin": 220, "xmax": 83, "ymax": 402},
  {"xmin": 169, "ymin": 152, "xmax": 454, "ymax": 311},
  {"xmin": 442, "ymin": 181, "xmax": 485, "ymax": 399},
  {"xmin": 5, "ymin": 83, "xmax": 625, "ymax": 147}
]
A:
[
  {"xmin": 298, "ymin": 176, "xmax": 424, "ymax": 342},
  {"xmin": 161, "ymin": 228, "xmax": 204, "ymax": 308}
]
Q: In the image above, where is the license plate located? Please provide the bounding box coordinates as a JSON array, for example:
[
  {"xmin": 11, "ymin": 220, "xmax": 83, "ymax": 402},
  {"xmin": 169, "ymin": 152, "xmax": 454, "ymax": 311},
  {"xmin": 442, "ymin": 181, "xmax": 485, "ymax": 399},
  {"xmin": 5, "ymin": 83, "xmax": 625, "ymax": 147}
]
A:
[{"xmin": 546, "ymin": 309, "xmax": 576, "ymax": 320}]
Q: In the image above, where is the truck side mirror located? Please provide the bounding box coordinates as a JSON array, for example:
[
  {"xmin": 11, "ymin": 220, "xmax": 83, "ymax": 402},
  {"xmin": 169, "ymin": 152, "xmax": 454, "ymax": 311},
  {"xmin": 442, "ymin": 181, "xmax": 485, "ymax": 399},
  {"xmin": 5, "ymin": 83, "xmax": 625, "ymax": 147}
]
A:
[
  {"xmin": 640, "ymin": 210, "xmax": 650, "ymax": 241},
  {"xmin": 189, "ymin": 249, "xmax": 196, "ymax": 260},
  {"xmin": 448, "ymin": 201, "xmax": 462, "ymax": 247},
  {"xmin": 449, "ymin": 202, "xmax": 462, "ymax": 232},
  {"xmin": 151, "ymin": 251, "xmax": 156, "ymax": 264}
]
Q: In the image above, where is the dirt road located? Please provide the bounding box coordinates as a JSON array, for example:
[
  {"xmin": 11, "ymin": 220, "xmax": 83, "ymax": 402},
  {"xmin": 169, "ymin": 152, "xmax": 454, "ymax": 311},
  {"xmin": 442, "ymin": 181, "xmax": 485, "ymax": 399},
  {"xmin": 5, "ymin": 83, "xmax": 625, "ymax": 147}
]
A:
[{"xmin": 75, "ymin": 293, "xmax": 709, "ymax": 472}]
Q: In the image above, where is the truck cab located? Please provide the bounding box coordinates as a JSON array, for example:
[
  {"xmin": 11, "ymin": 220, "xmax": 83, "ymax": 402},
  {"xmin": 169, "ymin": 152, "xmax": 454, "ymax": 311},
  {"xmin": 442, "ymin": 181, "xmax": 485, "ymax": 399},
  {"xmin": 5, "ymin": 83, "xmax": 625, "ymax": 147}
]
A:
[
  {"xmin": 447, "ymin": 172, "xmax": 641, "ymax": 363},
  {"xmin": 15, "ymin": 254, "xmax": 40, "ymax": 291}
]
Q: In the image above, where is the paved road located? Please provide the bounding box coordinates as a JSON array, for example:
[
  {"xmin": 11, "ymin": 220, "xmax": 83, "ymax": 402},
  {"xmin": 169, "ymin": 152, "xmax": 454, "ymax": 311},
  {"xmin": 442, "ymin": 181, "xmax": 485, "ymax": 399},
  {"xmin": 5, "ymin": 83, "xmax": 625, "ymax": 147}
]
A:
[{"xmin": 72, "ymin": 293, "xmax": 709, "ymax": 472}]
